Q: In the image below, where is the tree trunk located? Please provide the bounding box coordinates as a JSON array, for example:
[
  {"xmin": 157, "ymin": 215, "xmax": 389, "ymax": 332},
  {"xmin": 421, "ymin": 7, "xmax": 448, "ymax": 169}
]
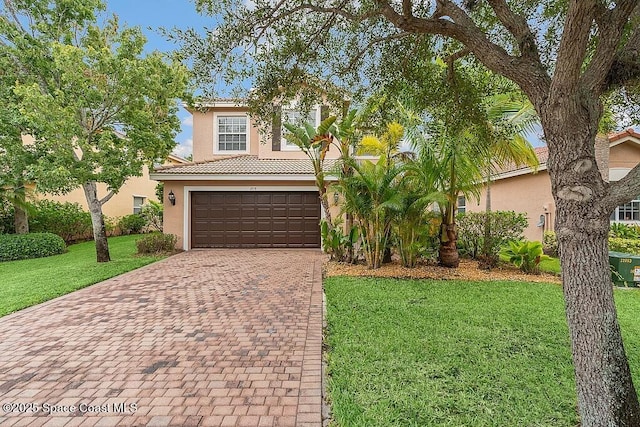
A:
[
  {"xmin": 13, "ymin": 182, "xmax": 28, "ymax": 234},
  {"xmin": 318, "ymin": 187, "xmax": 333, "ymax": 230},
  {"xmin": 13, "ymin": 204, "xmax": 28, "ymax": 234},
  {"xmin": 543, "ymin": 109, "xmax": 640, "ymax": 425},
  {"xmin": 439, "ymin": 222, "xmax": 459, "ymax": 268},
  {"xmin": 82, "ymin": 181, "xmax": 110, "ymax": 263}
]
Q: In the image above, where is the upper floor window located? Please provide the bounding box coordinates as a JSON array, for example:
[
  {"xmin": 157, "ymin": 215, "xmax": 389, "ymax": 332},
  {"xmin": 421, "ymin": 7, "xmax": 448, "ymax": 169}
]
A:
[
  {"xmin": 611, "ymin": 196, "xmax": 640, "ymax": 222},
  {"xmin": 282, "ymin": 108, "xmax": 319, "ymax": 150},
  {"xmin": 216, "ymin": 115, "xmax": 248, "ymax": 153}
]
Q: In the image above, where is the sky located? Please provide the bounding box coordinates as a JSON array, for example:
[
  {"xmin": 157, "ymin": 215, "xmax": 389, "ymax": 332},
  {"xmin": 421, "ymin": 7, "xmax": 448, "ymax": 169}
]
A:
[{"xmin": 106, "ymin": 0, "xmax": 211, "ymax": 159}]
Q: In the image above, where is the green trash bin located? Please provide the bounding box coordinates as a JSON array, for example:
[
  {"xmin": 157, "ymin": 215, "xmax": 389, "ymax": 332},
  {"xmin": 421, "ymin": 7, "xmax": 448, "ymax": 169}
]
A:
[{"xmin": 609, "ymin": 251, "xmax": 640, "ymax": 287}]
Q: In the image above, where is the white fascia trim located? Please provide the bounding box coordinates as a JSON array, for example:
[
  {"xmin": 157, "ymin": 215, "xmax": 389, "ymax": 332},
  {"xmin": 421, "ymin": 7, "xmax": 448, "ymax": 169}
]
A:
[
  {"xmin": 491, "ymin": 164, "xmax": 548, "ymax": 181},
  {"xmin": 185, "ymin": 100, "xmax": 247, "ymax": 108},
  {"xmin": 182, "ymin": 184, "xmax": 320, "ymax": 251},
  {"xmin": 150, "ymin": 173, "xmax": 337, "ymax": 181},
  {"xmin": 609, "ymin": 136, "xmax": 640, "ymax": 148}
]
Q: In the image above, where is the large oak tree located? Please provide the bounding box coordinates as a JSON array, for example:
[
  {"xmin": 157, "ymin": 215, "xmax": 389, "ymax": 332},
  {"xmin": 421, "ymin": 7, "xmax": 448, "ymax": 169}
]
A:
[{"xmin": 183, "ymin": 1, "xmax": 640, "ymax": 425}]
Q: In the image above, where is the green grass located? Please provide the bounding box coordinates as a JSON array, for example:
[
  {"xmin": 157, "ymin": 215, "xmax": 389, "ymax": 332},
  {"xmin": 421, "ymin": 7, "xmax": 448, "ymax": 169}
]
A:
[
  {"xmin": 325, "ymin": 277, "xmax": 640, "ymax": 426},
  {"xmin": 0, "ymin": 235, "xmax": 165, "ymax": 317}
]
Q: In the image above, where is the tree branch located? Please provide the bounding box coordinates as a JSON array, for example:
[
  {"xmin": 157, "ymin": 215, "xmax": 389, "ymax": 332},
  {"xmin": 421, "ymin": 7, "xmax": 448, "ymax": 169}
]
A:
[
  {"xmin": 552, "ymin": 1, "xmax": 598, "ymax": 90},
  {"xmin": 582, "ymin": 1, "xmax": 640, "ymax": 93},
  {"xmin": 486, "ymin": 0, "xmax": 542, "ymax": 63},
  {"xmin": 374, "ymin": 0, "xmax": 551, "ymax": 104},
  {"xmin": 99, "ymin": 190, "xmax": 115, "ymax": 206},
  {"xmin": 605, "ymin": 162, "xmax": 640, "ymax": 210}
]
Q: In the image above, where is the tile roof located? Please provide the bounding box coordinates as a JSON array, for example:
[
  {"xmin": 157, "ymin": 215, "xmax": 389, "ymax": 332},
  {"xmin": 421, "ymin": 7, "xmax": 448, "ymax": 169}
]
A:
[
  {"xmin": 609, "ymin": 128, "xmax": 640, "ymax": 142},
  {"xmin": 154, "ymin": 155, "xmax": 337, "ymax": 175},
  {"xmin": 493, "ymin": 146, "xmax": 548, "ymax": 176}
]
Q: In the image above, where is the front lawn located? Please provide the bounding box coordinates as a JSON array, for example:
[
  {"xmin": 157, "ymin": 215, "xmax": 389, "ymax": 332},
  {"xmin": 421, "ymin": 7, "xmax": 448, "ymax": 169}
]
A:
[
  {"xmin": 0, "ymin": 235, "xmax": 165, "ymax": 317},
  {"xmin": 324, "ymin": 277, "xmax": 640, "ymax": 426}
]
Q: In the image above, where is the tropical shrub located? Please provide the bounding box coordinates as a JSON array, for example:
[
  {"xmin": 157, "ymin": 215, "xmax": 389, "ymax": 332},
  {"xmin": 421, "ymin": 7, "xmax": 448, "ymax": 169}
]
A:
[
  {"xmin": 457, "ymin": 211, "xmax": 528, "ymax": 260},
  {"xmin": 0, "ymin": 232, "xmax": 66, "ymax": 261},
  {"xmin": 118, "ymin": 214, "xmax": 146, "ymax": 235},
  {"xmin": 30, "ymin": 200, "xmax": 92, "ymax": 243},
  {"xmin": 543, "ymin": 231, "xmax": 559, "ymax": 257},
  {"xmin": 136, "ymin": 232, "xmax": 177, "ymax": 254},
  {"xmin": 141, "ymin": 200, "xmax": 163, "ymax": 232},
  {"xmin": 391, "ymin": 193, "xmax": 441, "ymax": 268},
  {"xmin": 500, "ymin": 240, "xmax": 550, "ymax": 274},
  {"xmin": 609, "ymin": 238, "xmax": 640, "ymax": 256},
  {"xmin": 338, "ymin": 158, "xmax": 404, "ymax": 269},
  {"xmin": 321, "ymin": 220, "xmax": 359, "ymax": 262}
]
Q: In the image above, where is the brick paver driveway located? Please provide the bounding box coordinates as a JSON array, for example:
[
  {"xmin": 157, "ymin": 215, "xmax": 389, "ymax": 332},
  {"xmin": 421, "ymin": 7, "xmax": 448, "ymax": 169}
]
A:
[{"xmin": 0, "ymin": 250, "xmax": 324, "ymax": 427}]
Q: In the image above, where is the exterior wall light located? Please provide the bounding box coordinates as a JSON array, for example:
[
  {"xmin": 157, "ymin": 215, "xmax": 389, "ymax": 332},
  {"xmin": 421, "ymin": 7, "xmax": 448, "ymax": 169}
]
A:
[
  {"xmin": 168, "ymin": 190, "xmax": 176, "ymax": 206},
  {"xmin": 333, "ymin": 192, "xmax": 340, "ymax": 205}
]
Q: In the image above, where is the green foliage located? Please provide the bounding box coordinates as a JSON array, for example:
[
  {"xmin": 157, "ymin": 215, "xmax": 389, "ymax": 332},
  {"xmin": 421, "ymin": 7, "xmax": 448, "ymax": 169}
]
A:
[
  {"xmin": 609, "ymin": 238, "xmax": 640, "ymax": 256},
  {"xmin": 321, "ymin": 220, "xmax": 359, "ymax": 262},
  {"xmin": 155, "ymin": 182, "xmax": 164, "ymax": 202},
  {"xmin": 610, "ymin": 223, "xmax": 640, "ymax": 239},
  {"xmin": 140, "ymin": 200, "xmax": 163, "ymax": 232},
  {"xmin": 0, "ymin": 200, "xmax": 15, "ymax": 234},
  {"xmin": 0, "ymin": 232, "xmax": 65, "ymax": 262},
  {"xmin": 457, "ymin": 211, "xmax": 528, "ymax": 259},
  {"xmin": 135, "ymin": 232, "xmax": 177, "ymax": 255},
  {"xmin": 29, "ymin": 200, "xmax": 92, "ymax": 243},
  {"xmin": 118, "ymin": 214, "xmax": 146, "ymax": 235},
  {"xmin": 543, "ymin": 231, "xmax": 559, "ymax": 257},
  {"xmin": 501, "ymin": 241, "xmax": 551, "ymax": 274}
]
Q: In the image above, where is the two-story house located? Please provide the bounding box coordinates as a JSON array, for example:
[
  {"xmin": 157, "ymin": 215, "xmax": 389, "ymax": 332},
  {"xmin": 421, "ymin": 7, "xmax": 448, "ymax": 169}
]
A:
[{"xmin": 151, "ymin": 99, "xmax": 340, "ymax": 250}]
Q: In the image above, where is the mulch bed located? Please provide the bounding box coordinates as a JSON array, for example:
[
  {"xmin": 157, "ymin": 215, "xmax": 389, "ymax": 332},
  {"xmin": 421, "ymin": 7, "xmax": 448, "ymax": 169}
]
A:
[{"xmin": 324, "ymin": 258, "xmax": 561, "ymax": 284}]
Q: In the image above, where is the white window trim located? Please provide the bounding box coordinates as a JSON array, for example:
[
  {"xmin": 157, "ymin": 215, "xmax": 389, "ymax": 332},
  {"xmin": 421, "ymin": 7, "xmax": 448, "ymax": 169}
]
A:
[
  {"xmin": 213, "ymin": 112, "xmax": 251, "ymax": 155},
  {"xmin": 281, "ymin": 106, "xmax": 321, "ymax": 151},
  {"xmin": 133, "ymin": 195, "xmax": 146, "ymax": 214},
  {"xmin": 611, "ymin": 197, "xmax": 640, "ymax": 223},
  {"xmin": 182, "ymin": 185, "xmax": 319, "ymax": 251}
]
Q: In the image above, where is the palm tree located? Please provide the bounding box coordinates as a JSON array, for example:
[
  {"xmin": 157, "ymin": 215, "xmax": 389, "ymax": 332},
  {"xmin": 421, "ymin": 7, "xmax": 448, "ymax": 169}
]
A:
[
  {"xmin": 337, "ymin": 122, "xmax": 407, "ymax": 268},
  {"xmin": 283, "ymin": 116, "xmax": 337, "ymax": 228},
  {"xmin": 478, "ymin": 94, "xmax": 540, "ymax": 267},
  {"xmin": 338, "ymin": 156, "xmax": 404, "ymax": 269}
]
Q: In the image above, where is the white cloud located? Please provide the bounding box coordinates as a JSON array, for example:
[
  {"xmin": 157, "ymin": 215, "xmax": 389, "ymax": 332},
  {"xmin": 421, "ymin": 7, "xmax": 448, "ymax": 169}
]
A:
[
  {"xmin": 181, "ymin": 115, "xmax": 193, "ymax": 127},
  {"xmin": 173, "ymin": 138, "xmax": 193, "ymax": 159}
]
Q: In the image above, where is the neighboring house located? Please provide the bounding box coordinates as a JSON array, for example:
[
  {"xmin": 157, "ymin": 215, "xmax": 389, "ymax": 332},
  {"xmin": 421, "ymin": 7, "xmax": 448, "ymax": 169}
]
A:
[
  {"xmin": 466, "ymin": 129, "xmax": 640, "ymax": 241},
  {"xmin": 151, "ymin": 99, "xmax": 341, "ymax": 250},
  {"xmin": 39, "ymin": 154, "xmax": 188, "ymax": 219}
]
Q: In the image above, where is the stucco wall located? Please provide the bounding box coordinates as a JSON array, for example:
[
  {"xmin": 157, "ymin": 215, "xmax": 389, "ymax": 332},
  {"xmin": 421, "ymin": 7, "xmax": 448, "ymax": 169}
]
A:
[
  {"xmin": 467, "ymin": 171, "xmax": 555, "ymax": 242},
  {"xmin": 191, "ymin": 107, "xmax": 341, "ymax": 162},
  {"xmin": 610, "ymin": 142, "xmax": 640, "ymax": 169}
]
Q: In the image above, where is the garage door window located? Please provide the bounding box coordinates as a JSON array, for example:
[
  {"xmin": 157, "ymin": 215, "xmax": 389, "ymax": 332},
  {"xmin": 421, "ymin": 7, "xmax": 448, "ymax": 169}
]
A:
[{"xmin": 217, "ymin": 116, "xmax": 248, "ymax": 153}]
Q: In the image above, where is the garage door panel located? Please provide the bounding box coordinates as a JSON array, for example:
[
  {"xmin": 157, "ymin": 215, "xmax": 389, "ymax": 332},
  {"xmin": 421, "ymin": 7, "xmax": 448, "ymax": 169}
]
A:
[{"xmin": 191, "ymin": 191, "xmax": 320, "ymax": 248}]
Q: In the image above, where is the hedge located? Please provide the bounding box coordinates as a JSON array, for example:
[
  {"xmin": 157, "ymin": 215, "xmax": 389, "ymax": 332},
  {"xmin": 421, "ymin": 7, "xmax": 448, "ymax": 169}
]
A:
[
  {"xmin": 0, "ymin": 232, "xmax": 66, "ymax": 262},
  {"xmin": 609, "ymin": 238, "xmax": 640, "ymax": 256}
]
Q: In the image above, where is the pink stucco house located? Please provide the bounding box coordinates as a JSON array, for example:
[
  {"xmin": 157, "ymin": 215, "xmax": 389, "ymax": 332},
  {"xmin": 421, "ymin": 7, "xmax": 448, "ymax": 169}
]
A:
[
  {"xmin": 466, "ymin": 129, "xmax": 640, "ymax": 241},
  {"xmin": 150, "ymin": 99, "xmax": 340, "ymax": 250}
]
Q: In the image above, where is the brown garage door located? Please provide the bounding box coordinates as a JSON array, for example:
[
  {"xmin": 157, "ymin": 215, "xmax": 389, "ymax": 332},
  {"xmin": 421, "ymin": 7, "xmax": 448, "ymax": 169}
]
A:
[{"xmin": 191, "ymin": 191, "xmax": 321, "ymax": 248}]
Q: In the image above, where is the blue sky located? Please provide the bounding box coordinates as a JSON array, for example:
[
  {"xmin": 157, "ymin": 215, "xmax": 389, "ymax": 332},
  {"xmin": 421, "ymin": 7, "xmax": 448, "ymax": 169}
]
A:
[{"xmin": 106, "ymin": 0, "xmax": 210, "ymax": 158}]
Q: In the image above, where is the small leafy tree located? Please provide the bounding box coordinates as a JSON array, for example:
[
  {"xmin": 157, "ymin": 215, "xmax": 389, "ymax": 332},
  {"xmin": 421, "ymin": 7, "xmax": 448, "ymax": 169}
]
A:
[{"xmin": 4, "ymin": 3, "xmax": 188, "ymax": 262}]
